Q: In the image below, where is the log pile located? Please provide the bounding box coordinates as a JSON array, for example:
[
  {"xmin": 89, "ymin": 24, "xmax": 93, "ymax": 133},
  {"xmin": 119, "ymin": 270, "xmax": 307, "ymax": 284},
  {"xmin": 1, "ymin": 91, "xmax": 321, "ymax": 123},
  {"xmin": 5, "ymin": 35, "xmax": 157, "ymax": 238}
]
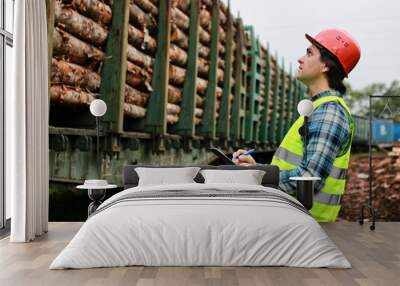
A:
[
  {"xmin": 284, "ymin": 74, "xmax": 290, "ymax": 124},
  {"xmin": 228, "ymin": 19, "xmax": 237, "ymax": 124},
  {"xmin": 230, "ymin": 23, "xmax": 247, "ymax": 138},
  {"xmin": 276, "ymin": 65, "xmax": 283, "ymax": 134},
  {"xmin": 258, "ymin": 45, "xmax": 267, "ymax": 129},
  {"xmin": 194, "ymin": 0, "xmax": 214, "ymax": 126},
  {"xmin": 48, "ymin": 0, "xmax": 298, "ymax": 134},
  {"xmin": 268, "ymin": 55, "xmax": 277, "ymax": 128},
  {"xmin": 339, "ymin": 145, "xmax": 400, "ymax": 221},
  {"xmin": 124, "ymin": 0, "xmax": 160, "ymax": 120},
  {"xmin": 166, "ymin": 0, "xmax": 192, "ymax": 125},
  {"xmin": 64, "ymin": 0, "xmax": 112, "ymax": 27},
  {"xmin": 215, "ymin": 1, "xmax": 228, "ymax": 121},
  {"xmin": 51, "ymin": 0, "xmax": 112, "ymax": 107}
]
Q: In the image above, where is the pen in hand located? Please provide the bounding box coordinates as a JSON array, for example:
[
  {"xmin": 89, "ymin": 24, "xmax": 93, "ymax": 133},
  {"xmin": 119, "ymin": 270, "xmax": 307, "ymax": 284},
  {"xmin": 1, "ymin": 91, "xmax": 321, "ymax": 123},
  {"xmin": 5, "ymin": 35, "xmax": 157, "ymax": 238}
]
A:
[{"xmin": 238, "ymin": 149, "xmax": 256, "ymax": 158}]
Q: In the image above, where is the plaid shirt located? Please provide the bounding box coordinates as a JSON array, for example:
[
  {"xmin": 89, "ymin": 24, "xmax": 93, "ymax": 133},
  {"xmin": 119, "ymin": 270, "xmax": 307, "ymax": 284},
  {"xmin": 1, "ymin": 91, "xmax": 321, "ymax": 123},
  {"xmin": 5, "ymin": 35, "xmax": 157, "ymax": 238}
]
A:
[{"xmin": 277, "ymin": 90, "xmax": 351, "ymax": 195}]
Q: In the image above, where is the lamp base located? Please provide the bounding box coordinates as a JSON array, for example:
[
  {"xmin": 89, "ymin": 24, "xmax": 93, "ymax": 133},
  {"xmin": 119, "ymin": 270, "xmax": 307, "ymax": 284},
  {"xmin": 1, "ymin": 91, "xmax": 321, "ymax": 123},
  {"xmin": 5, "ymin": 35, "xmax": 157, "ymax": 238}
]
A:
[
  {"xmin": 295, "ymin": 180, "xmax": 314, "ymax": 210},
  {"xmin": 88, "ymin": 189, "xmax": 106, "ymax": 216}
]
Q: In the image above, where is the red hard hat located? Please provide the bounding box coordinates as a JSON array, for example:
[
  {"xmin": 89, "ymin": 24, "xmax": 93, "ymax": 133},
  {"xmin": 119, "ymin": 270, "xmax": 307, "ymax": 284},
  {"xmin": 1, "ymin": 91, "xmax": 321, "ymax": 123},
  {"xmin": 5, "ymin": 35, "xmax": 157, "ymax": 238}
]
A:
[{"xmin": 305, "ymin": 28, "xmax": 361, "ymax": 77}]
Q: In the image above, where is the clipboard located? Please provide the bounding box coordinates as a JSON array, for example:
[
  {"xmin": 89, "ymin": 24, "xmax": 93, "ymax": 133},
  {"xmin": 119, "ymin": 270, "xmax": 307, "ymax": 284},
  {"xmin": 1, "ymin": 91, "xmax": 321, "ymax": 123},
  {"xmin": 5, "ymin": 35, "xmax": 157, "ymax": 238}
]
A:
[{"xmin": 208, "ymin": 148, "xmax": 235, "ymax": 165}]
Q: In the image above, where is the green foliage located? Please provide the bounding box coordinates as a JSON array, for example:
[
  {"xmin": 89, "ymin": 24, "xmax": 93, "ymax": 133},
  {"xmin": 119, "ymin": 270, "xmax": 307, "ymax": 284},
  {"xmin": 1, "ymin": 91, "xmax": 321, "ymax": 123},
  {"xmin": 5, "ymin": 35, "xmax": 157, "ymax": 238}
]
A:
[{"xmin": 346, "ymin": 80, "xmax": 400, "ymax": 121}]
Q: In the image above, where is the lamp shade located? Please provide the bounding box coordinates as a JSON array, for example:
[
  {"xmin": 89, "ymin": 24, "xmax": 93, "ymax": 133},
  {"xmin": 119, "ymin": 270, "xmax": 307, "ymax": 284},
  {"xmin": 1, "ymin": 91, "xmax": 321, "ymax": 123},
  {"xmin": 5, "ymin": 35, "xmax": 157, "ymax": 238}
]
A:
[
  {"xmin": 90, "ymin": 99, "xmax": 107, "ymax": 117},
  {"xmin": 297, "ymin": 99, "xmax": 313, "ymax": 117}
]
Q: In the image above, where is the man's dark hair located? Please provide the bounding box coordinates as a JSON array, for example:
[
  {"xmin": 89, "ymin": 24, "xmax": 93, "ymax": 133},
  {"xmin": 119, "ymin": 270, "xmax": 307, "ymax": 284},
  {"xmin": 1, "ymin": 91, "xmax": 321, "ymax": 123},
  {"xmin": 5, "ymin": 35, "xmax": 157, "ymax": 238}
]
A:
[{"xmin": 318, "ymin": 46, "xmax": 347, "ymax": 94}]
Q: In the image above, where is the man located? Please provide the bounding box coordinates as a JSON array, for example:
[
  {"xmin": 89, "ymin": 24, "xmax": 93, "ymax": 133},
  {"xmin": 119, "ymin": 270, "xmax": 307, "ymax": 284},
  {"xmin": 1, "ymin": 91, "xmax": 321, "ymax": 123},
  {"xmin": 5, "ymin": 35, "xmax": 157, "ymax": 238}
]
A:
[{"xmin": 233, "ymin": 28, "xmax": 361, "ymax": 222}]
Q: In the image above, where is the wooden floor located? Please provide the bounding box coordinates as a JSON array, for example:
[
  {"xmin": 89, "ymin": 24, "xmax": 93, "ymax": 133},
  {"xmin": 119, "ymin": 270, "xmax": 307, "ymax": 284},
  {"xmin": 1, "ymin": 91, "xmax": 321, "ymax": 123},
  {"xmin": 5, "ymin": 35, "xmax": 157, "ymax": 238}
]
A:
[{"xmin": 0, "ymin": 222, "xmax": 399, "ymax": 286}]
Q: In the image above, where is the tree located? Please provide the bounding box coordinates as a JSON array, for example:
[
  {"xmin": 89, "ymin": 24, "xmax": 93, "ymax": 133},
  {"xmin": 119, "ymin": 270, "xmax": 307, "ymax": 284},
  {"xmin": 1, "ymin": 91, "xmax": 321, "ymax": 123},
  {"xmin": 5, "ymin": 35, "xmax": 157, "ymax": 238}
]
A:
[{"xmin": 346, "ymin": 80, "xmax": 400, "ymax": 122}]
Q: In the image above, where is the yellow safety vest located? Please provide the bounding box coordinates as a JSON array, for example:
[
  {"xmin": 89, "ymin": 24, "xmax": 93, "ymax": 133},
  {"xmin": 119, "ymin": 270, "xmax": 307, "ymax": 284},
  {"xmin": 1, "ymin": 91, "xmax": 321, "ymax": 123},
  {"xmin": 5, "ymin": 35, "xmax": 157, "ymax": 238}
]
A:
[{"xmin": 271, "ymin": 95, "xmax": 354, "ymax": 222}]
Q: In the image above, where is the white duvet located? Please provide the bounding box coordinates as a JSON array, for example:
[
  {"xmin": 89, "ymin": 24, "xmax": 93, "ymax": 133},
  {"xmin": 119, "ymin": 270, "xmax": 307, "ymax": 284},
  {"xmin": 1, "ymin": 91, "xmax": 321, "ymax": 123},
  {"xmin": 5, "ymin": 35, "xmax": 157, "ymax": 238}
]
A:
[{"xmin": 50, "ymin": 183, "xmax": 351, "ymax": 269}]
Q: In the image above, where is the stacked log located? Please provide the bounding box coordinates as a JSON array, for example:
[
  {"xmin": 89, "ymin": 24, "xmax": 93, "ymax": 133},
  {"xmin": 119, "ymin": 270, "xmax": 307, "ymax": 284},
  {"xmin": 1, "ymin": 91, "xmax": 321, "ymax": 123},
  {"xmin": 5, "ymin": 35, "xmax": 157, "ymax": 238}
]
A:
[
  {"xmin": 125, "ymin": 85, "xmax": 150, "ymax": 107},
  {"xmin": 129, "ymin": 2, "xmax": 157, "ymax": 31},
  {"xmin": 171, "ymin": 24, "xmax": 189, "ymax": 49},
  {"xmin": 135, "ymin": 0, "xmax": 159, "ymax": 16},
  {"xmin": 215, "ymin": 2, "xmax": 228, "ymax": 121},
  {"xmin": 283, "ymin": 74, "xmax": 290, "ymax": 126},
  {"xmin": 339, "ymin": 145, "xmax": 400, "ymax": 221},
  {"xmin": 55, "ymin": 3, "xmax": 108, "ymax": 46},
  {"xmin": 199, "ymin": 4, "xmax": 211, "ymax": 32},
  {"xmin": 51, "ymin": 58, "xmax": 101, "ymax": 92},
  {"xmin": 49, "ymin": 0, "xmax": 300, "ymax": 136},
  {"xmin": 63, "ymin": 0, "xmax": 112, "ymax": 27},
  {"xmin": 195, "ymin": 0, "xmax": 214, "ymax": 126},
  {"xmin": 53, "ymin": 28, "xmax": 105, "ymax": 67},
  {"xmin": 50, "ymin": 0, "xmax": 111, "ymax": 108},
  {"xmin": 242, "ymin": 28, "xmax": 251, "ymax": 125},
  {"xmin": 277, "ymin": 66, "xmax": 282, "ymax": 119},
  {"xmin": 169, "ymin": 64, "xmax": 186, "ymax": 86},
  {"xmin": 275, "ymin": 64, "xmax": 283, "ymax": 135},
  {"xmin": 268, "ymin": 55, "xmax": 277, "ymax": 129},
  {"xmin": 231, "ymin": 23, "xmax": 247, "ymax": 140},
  {"xmin": 258, "ymin": 45, "xmax": 267, "ymax": 129},
  {"xmin": 124, "ymin": 0, "xmax": 160, "ymax": 120},
  {"xmin": 228, "ymin": 18, "xmax": 239, "ymax": 124},
  {"xmin": 163, "ymin": 0, "xmax": 192, "ymax": 125},
  {"xmin": 128, "ymin": 24, "xmax": 157, "ymax": 54},
  {"xmin": 126, "ymin": 61, "xmax": 152, "ymax": 91},
  {"xmin": 201, "ymin": 0, "xmax": 212, "ymax": 9},
  {"xmin": 50, "ymin": 84, "xmax": 96, "ymax": 105}
]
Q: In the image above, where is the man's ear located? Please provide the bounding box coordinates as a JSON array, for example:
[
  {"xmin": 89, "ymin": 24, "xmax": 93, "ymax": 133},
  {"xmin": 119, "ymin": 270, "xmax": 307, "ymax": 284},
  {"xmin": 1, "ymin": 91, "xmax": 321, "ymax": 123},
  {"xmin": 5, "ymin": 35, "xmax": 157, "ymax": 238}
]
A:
[{"xmin": 321, "ymin": 63, "xmax": 330, "ymax": 73}]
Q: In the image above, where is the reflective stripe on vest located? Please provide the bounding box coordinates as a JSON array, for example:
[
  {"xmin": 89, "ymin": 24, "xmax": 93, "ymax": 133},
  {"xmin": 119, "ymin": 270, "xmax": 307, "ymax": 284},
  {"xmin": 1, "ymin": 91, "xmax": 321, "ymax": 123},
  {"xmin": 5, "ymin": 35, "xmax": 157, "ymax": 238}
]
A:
[
  {"xmin": 274, "ymin": 147, "xmax": 347, "ymax": 180},
  {"xmin": 274, "ymin": 147, "xmax": 302, "ymax": 165},
  {"xmin": 314, "ymin": 191, "xmax": 341, "ymax": 206}
]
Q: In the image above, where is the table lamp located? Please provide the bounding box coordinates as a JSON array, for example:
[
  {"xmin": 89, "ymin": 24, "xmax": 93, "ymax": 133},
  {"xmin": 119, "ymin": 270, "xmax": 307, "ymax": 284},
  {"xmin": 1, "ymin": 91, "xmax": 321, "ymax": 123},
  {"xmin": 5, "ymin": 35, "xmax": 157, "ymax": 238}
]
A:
[
  {"xmin": 290, "ymin": 99, "xmax": 318, "ymax": 209},
  {"xmin": 297, "ymin": 99, "xmax": 313, "ymax": 149},
  {"xmin": 89, "ymin": 99, "xmax": 107, "ymax": 178}
]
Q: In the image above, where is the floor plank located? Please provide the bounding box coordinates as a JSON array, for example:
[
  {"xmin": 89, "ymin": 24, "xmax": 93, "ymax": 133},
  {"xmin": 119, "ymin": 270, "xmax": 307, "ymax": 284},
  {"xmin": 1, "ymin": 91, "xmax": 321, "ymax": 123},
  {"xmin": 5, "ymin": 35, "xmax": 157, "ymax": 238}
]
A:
[{"xmin": 0, "ymin": 222, "xmax": 399, "ymax": 286}]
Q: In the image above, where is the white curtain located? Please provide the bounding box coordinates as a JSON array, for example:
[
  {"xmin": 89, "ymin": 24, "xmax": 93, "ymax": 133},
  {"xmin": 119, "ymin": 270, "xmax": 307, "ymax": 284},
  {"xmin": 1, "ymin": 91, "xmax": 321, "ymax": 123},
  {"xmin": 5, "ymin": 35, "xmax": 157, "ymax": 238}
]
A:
[{"xmin": 7, "ymin": 0, "xmax": 49, "ymax": 242}]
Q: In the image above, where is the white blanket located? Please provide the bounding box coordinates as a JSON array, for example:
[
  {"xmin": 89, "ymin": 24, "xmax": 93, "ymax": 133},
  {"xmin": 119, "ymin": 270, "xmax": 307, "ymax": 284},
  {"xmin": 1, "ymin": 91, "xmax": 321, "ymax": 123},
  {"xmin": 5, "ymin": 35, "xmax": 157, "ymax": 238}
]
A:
[{"xmin": 50, "ymin": 183, "xmax": 351, "ymax": 269}]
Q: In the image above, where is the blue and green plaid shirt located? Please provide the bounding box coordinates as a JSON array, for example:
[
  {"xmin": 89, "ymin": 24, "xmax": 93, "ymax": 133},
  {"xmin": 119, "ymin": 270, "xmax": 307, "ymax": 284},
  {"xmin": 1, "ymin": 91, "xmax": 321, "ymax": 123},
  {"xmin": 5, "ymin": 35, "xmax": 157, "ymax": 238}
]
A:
[{"xmin": 277, "ymin": 90, "xmax": 351, "ymax": 194}]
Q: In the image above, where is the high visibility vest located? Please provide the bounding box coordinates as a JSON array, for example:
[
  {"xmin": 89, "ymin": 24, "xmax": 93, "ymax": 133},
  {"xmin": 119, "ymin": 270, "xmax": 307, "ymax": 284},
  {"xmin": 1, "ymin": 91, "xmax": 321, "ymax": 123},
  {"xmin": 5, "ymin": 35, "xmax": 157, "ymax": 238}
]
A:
[{"xmin": 271, "ymin": 95, "xmax": 354, "ymax": 222}]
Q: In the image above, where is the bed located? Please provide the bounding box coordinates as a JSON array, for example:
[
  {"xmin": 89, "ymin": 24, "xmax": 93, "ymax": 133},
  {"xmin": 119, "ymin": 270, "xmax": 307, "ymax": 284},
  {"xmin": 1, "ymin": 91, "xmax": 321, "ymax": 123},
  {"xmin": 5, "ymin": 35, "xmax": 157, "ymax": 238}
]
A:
[{"xmin": 50, "ymin": 165, "xmax": 351, "ymax": 269}]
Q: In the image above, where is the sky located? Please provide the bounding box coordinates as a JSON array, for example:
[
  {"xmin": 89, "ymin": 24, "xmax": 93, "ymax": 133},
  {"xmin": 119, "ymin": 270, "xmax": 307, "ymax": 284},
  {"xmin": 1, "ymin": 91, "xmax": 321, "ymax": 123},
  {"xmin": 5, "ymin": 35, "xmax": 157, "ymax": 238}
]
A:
[{"xmin": 224, "ymin": 0, "xmax": 400, "ymax": 90}]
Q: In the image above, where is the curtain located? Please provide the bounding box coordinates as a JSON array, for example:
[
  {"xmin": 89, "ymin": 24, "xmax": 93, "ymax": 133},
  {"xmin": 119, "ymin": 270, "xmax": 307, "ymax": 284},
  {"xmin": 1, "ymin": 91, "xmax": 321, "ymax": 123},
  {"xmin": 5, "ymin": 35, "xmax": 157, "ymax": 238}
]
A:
[{"xmin": 7, "ymin": 0, "xmax": 49, "ymax": 242}]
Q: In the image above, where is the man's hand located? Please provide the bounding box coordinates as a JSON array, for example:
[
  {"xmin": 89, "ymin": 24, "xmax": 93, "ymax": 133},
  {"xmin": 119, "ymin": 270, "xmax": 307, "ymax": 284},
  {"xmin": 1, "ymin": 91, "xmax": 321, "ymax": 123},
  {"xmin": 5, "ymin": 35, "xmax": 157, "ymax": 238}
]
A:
[{"xmin": 232, "ymin": 149, "xmax": 257, "ymax": 166}]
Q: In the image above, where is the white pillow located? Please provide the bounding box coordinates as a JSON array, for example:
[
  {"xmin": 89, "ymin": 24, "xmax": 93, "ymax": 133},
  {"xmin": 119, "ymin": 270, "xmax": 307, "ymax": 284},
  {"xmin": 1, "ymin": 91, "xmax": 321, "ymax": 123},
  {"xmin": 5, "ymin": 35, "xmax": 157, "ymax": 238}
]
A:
[
  {"xmin": 135, "ymin": 167, "xmax": 201, "ymax": 186},
  {"xmin": 200, "ymin": 169, "xmax": 266, "ymax": 185}
]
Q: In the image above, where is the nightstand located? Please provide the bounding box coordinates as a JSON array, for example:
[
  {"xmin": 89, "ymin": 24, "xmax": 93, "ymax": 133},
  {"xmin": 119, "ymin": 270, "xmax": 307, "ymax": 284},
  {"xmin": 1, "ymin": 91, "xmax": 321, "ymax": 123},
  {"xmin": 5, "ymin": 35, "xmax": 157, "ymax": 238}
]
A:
[{"xmin": 77, "ymin": 180, "xmax": 118, "ymax": 217}]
